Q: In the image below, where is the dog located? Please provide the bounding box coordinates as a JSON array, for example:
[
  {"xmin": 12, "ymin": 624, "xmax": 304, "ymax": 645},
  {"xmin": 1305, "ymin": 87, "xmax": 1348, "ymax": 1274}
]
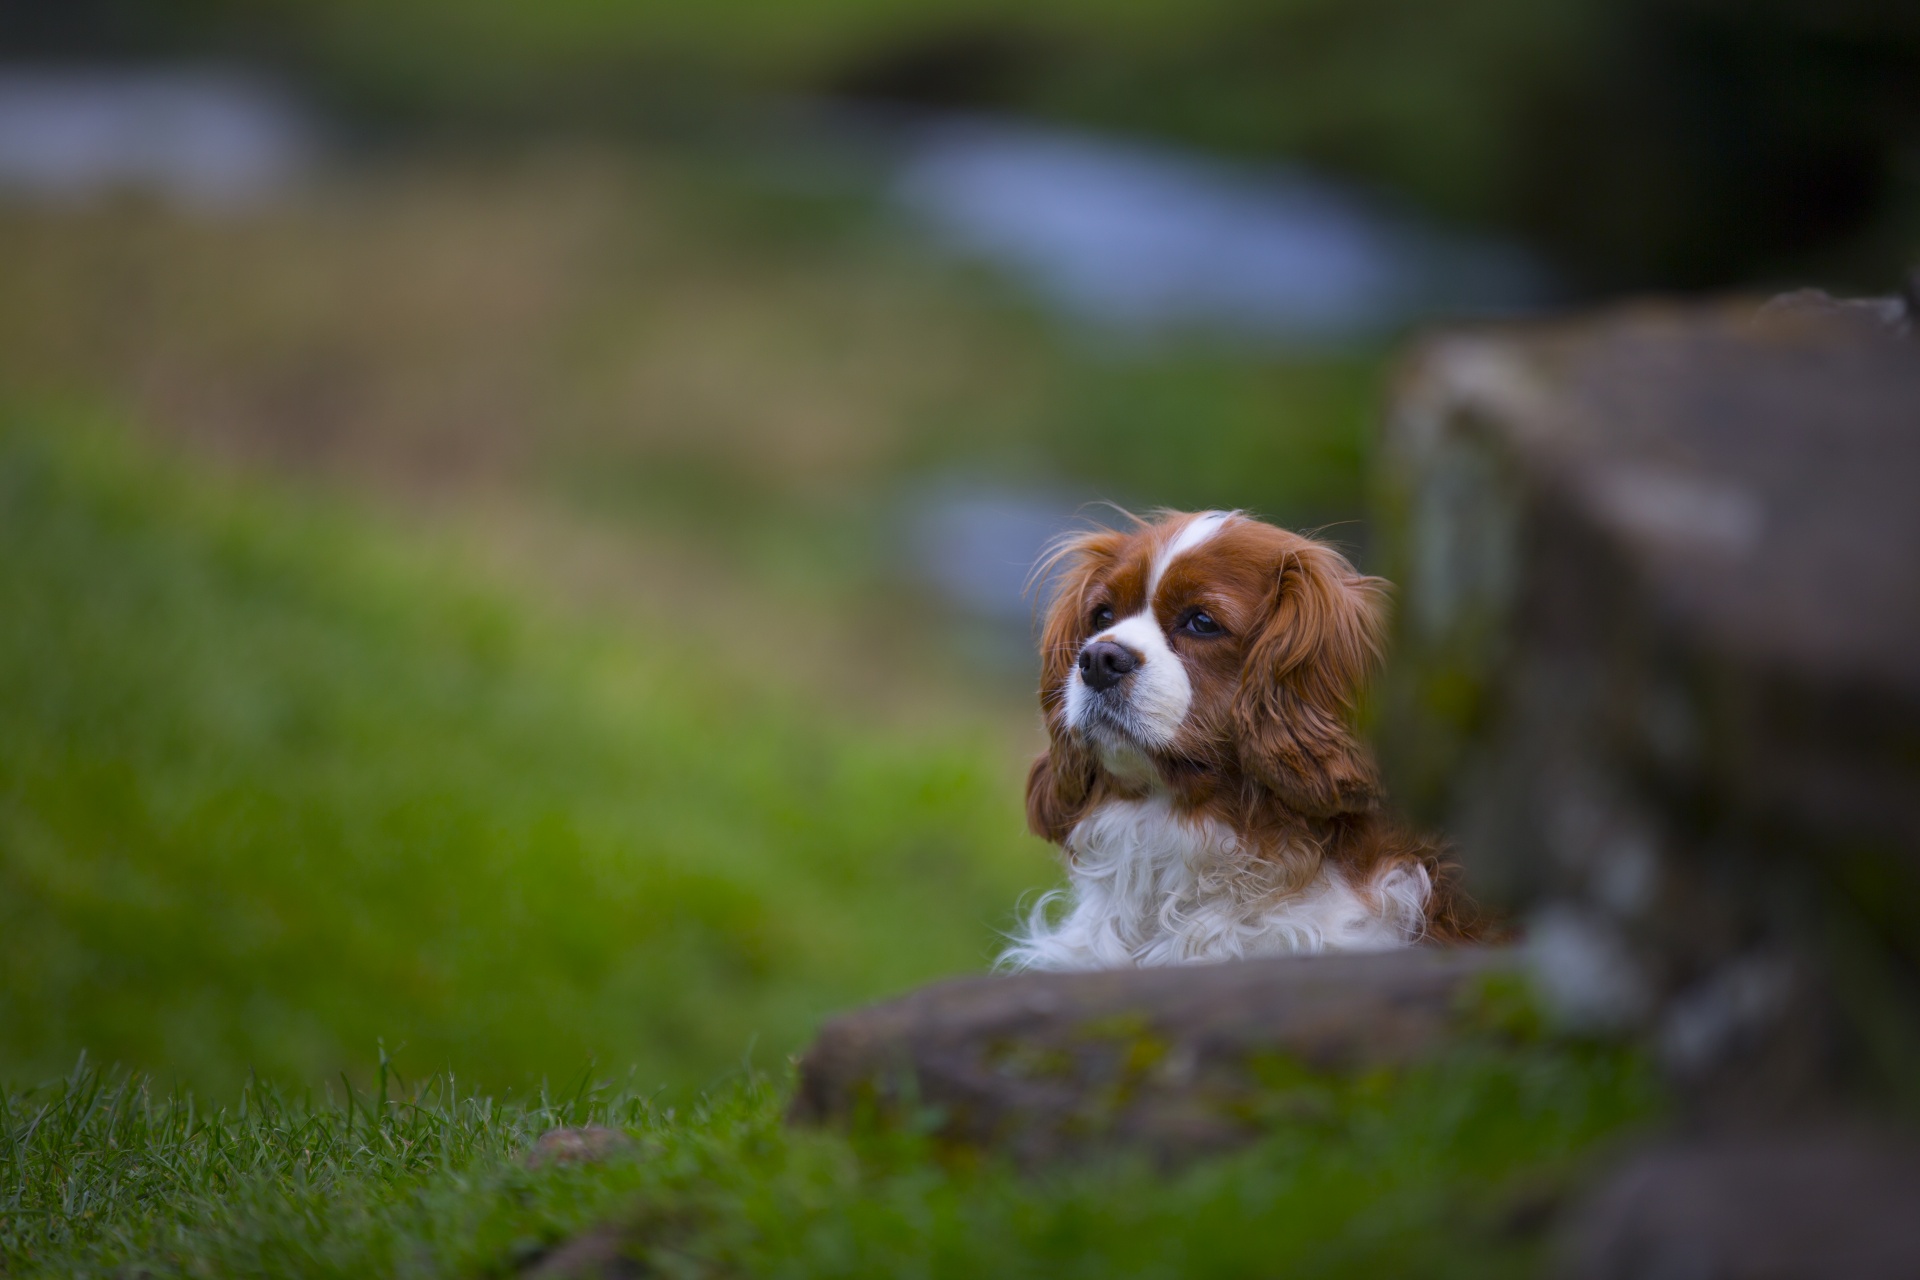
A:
[{"xmin": 1001, "ymin": 509, "xmax": 1481, "ymax": 971}]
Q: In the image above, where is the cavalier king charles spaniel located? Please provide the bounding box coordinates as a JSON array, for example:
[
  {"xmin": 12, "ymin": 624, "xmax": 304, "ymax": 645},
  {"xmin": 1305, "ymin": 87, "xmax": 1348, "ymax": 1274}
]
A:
[{"xmin": 1002, "ymin": 509, "xmax": 1481, "ymax": 971}]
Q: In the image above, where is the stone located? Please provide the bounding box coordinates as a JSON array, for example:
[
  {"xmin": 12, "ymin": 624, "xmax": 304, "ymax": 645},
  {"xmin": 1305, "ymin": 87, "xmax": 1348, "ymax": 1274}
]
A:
[
  {"xmin": 1564, "ymin": 1126, "xmax": 1920, "ymax": 1280},
  {"xmin": 1756, "ymin": 283, "xmax": 1914, "ymax": 338},
  {"xmin": 789, "ymin": 946, "xmax": 1515, "ymax": 1164},
  {"xmin": 1375, "ymin": 301, "xmax": 1920, "ymax": 1116},
  {"xmin": 521, "ymin": 1223, "xmax": 645, "ymax": 1280},
  {"xmin": 523, "ymin": 1125, "xmax": 634, "ymax": 1169}
]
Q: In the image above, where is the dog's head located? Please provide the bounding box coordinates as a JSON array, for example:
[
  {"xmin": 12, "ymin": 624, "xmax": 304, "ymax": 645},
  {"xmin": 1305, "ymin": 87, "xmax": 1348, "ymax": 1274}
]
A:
[{"xmin": 1028, "ymin": 510, "xmax": 1388, "ymax": 841}]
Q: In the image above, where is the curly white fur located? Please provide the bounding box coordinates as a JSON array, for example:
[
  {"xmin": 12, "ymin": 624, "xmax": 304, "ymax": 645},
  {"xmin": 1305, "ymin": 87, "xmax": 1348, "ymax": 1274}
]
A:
[{"xmin": 1001, "ymin": 796, "xmax": 1429, "ymax": 971}]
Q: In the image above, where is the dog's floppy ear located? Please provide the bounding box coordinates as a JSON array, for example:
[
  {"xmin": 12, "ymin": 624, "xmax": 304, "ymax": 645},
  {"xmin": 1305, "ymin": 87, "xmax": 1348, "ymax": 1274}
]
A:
[
  {"xmin": 1025, "ymin": 527, "xmax": 1126, "ymax": 844},
  {"xmin": 1026, "ymin": 750, "xmax": 1092, "ymax": 845},
  {"xmin": 1231, "ymin": 540, "xmax": 1389, "ymax": 817}
]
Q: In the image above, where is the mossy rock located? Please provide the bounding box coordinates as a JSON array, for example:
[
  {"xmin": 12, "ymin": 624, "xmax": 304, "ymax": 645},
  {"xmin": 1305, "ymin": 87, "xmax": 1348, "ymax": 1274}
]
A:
[{"xmin": 789, "ymin": 947, "xmax": 1517, "ymax": 1164}]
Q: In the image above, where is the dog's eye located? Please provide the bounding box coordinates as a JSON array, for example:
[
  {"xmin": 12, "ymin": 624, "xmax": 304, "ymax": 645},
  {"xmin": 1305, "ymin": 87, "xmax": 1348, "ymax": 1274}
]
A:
[
  {"xmin": 1183, "ymin": 610, "xmax": 1222, "ymax": 636},
  {"xmin": 1089, "ymin": 604, "xmax": 1115, "ymax": 630}
]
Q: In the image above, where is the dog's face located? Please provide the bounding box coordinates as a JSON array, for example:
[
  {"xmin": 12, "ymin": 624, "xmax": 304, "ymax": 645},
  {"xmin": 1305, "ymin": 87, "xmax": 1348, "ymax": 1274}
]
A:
[{"xmin": 1029, "ymin": 510, "xmax": 1388, "ymax": 839}]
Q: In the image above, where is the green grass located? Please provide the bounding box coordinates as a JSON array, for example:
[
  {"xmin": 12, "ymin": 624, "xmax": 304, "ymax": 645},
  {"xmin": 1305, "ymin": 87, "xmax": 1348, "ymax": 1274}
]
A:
[
  {"xmin": 4, "ymin": 1040, "xmax": 1656, "ymax": 1278},
  {"xmin": 0, "ymin": 405, "xmax": 1040, "ymax": 1098},
  {"xmin": 0, "ymin": 341, "xmax": 1662, "ymax": 1277}
]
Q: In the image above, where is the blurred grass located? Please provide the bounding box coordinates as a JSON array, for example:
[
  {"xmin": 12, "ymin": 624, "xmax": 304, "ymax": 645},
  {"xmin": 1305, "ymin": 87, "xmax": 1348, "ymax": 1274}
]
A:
[
  {"xmin": 0, "ymin": 405, "xmax": 1038, "ymax": 1096},
  {"xmin": 4, "ymin": 1042, "xmax": 1658, "ymax": 1277},
  {"xmin": 0, "ymin": 149, "xmax": 1398, "ymax": 1103},
  {"xmin": 0, "ymin": 118, "xmax": 1677, "ymax": 1280},
  {"xmin": 0, "ymin": 150, "xmax": 1384, "ymax": 614},
  {"xmin": 0, "ymin": 401, "xmax": 1661, "ymax": 1278}
]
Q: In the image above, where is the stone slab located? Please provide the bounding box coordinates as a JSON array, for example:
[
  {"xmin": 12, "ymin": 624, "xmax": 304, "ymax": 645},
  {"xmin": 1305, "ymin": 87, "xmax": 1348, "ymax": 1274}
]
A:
[{"xmin": 789, "ymin": 946, "xmax": 1515, "ymax": 1163}]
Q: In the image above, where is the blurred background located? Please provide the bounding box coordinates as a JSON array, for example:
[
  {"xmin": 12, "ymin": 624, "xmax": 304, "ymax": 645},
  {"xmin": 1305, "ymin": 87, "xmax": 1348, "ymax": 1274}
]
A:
[{"xmin": 0, "ymin": 0, "xmax": 1915, "ymax": 1098}]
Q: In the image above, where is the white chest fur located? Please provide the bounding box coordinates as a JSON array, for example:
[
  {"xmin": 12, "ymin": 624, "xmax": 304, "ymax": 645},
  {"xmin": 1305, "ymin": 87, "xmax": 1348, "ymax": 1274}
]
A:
[{"xmin": 1001, "ymin": 796, "xmax": 1429, "ymax": 971}]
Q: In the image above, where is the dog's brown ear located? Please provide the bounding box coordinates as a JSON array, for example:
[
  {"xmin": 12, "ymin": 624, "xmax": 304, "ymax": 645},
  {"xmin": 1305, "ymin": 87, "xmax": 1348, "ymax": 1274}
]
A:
[
  {"xmin": 1024, "ymin": 527, "xmax": 1125, "ymax": 844},
  {"xmin": 1231, "ymin": 540, "xmax": 1389, "ymax": 817},
  {"xmin": 1026, "ymin": 748, "xmax": 1093, "ymax": 844}
]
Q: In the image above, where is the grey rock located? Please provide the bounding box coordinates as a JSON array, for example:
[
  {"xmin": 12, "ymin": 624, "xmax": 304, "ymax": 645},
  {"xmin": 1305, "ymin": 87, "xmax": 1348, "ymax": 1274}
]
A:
[
  {"xmin": 521, "ymin": 1223, "xmax": 646, "ymax": 1280},
  {"xmin": 523, "ymin": 1125, "xmax": 634, "ymax": 1169},
  {"xmin": 1757, "ymin": 285, "xmax": 1913, "ymax": 339},
  {"xmin": 1565, "ymin": 1126, "xmax": 1920, "ymax": 1280},
  {"xmin": 789, "ymin": 946, "xmax": 1515, "ymax": 1164},
  {"xmin": 1376, "ymin": 300, "xmax": 1920, "ymax": 1116}
]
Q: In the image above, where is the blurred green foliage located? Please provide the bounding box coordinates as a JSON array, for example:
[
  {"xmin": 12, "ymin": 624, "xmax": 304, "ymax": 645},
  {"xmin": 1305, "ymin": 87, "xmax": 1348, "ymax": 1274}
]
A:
[
  {"xmin": 15, "ymin": 0, "xmax": 1919, "ymax": 287},
  {"xmin": 0, "ymin": 147, "xmax": 1403, "ymax": 1102},
  {"xmin": 0, "ymin": 407, "xmax": 1040, "ymax": 1096},
  {"xmin": 0, "ymin": 154, "xmax": 1386, "ymax": 607},
  {"xmin": 0, "ymin": 46, "xmax": 1691, "ymax": 1267},
  {"xmin": 0, "ymin": 403, "xmax": 1662, "ymax": 1276}
]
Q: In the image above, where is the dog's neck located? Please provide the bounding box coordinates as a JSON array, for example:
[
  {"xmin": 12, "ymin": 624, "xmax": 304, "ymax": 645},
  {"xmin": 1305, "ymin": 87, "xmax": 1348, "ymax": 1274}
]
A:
[
  {"xmin": 1002, "ymin": 792, "xmax": 1426, "ymax": 970},
  {"xmin": 1086, "ymin": 731, "xmax": 1160, "ymax": 793},
  {"xmin": 1077, "ymin": 731, "xmax": 1316, "ymax": 850}
]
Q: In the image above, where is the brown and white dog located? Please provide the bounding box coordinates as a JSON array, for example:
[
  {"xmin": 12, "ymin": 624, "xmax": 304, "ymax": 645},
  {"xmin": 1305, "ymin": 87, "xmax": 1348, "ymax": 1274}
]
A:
[{"xmin": 1001, "ymin": 509, "xmax": 1479, "ymax": 971}]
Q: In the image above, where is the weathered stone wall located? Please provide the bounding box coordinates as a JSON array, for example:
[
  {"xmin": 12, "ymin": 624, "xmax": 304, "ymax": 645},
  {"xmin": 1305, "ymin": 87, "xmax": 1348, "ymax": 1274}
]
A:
[{"xmin": 1375, "ymin": 301, "xmax": 1920, "ymax": 1119}]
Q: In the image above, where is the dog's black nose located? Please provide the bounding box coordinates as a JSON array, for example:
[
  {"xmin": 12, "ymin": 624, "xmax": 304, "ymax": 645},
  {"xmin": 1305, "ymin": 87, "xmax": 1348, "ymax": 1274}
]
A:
[{"xmin": 1078, "ymin": 640, "xmax": 1139, "ymax": 692}]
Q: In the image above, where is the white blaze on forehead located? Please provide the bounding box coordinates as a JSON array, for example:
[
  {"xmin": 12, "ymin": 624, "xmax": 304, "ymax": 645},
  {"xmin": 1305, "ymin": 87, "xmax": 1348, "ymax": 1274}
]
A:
[{"xmin": 1148, "ymin": 510, "xmax": 1233, "ymax": 596}]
